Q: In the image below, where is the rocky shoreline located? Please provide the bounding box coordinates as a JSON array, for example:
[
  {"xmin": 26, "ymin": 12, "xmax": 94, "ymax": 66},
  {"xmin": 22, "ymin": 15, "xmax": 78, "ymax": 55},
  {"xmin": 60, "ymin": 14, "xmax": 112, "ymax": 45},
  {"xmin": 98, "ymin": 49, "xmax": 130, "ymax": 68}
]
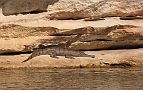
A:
[{"xmin": 0, "ymin": 0, "xmax": 143, "ymax": 69}]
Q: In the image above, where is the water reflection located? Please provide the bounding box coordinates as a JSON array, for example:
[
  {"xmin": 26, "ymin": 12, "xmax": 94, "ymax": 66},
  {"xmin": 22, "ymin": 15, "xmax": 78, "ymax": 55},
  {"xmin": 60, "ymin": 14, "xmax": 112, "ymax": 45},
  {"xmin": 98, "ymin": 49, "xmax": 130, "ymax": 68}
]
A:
[{"xmin": 0, "ymin": 68, "xmax": 143, "ymax": 90}]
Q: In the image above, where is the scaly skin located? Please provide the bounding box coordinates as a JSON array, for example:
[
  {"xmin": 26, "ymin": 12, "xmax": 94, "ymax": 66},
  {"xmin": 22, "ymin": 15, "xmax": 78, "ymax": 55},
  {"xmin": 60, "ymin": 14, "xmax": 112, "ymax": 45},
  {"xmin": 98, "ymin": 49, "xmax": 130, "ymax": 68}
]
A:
[{"xmin": 22, "ymin": 45, "xmax": 95, "ymax": 62}]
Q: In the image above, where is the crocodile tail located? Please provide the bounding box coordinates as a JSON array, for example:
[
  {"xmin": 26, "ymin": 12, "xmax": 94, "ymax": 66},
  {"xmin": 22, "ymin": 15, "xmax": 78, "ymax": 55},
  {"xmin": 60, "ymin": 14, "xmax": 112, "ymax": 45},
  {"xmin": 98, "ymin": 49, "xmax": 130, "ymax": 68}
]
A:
[{"xmin": 22, "ymin": 55, "xmax": 33, "ymax": 63}]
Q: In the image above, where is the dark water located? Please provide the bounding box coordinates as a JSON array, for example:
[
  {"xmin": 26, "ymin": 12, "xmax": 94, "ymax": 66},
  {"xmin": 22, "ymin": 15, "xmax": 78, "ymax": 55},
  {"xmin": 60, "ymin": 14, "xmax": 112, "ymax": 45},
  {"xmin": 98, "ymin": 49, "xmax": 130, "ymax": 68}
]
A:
[{"xmin": 0, "ymin": 68, "xmax": 143, "ymax": 90}]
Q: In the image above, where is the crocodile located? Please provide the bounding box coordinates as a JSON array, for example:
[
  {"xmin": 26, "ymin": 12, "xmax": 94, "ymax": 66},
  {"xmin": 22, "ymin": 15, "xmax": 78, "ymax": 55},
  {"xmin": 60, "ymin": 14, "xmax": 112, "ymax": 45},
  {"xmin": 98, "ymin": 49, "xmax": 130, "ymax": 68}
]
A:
[
  {"xmin": 22, "ymin": 45, "xmax": 95, "ymax": 62},
  {"xmin": 22, "ymin": 34, "xmax": 95, "ymax": 62}
]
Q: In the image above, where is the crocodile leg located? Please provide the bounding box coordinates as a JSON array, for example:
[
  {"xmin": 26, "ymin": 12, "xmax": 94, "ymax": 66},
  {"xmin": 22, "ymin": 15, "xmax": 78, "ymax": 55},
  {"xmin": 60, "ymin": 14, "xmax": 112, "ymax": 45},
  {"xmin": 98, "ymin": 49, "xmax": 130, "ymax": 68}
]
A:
[
  {"xmin": 49, "ymin": 53, "xmax": 59, "ymax": 59},
  {"xmin": 65, "ymin": 56, "xmax": 75, "ymax": 59}
]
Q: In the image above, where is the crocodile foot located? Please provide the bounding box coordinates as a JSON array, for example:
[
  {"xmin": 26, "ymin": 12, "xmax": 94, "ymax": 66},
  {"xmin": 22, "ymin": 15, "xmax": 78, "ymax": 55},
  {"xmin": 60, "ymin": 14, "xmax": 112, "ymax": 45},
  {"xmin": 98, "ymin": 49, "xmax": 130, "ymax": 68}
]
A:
[
  {"xmin": 65, "ymin": 56, "xmax": 75, "ymax": 59},
  {"xmin": 50, "ymin": 54, "xmax": 59, "ymax": 59}
]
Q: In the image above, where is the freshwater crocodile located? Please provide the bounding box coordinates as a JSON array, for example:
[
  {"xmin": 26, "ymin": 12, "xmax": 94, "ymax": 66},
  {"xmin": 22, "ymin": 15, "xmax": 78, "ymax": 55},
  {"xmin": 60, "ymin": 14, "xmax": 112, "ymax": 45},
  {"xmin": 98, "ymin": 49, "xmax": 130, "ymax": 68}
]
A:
[
  {"xmin": 22, "ymin": 34, "xmax": 95, "ymax": 62},
  {"xmin": 22, "ymin": 45, "xmax": 95, "ymax": 62}
]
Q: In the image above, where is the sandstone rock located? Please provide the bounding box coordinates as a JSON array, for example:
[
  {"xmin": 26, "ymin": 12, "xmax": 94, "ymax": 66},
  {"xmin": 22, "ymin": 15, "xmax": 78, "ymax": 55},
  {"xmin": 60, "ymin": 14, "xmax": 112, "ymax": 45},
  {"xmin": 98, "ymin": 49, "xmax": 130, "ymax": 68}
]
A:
[
  {"xmin": 0, "ymin": 24, "xmax": 61, "ymax": 54},
  {"xmin": 47, "ymin": 0, "xmax": 95, "ymax": 20},
  {"xmin": 69, "ymin": 28, "xmax": 143, "ymax": 50},
  {"xmin": 2, "ymin": 0, "xmax": 59, "ymax": 16},
  {"xmin": 69, "ymin": 40, "xmax": 143, "ymax": 50},
  {"xmin": 47, "ymin": 25, "xmax": 140, "ymax": 46},
  {"xmin": 39, "ymin": 25, "xmax": 143, "ymax": 51},
  {"xmin": 51, "ymin": 26, "xmax": 96, "ymax": 36},
  {"xmin": 84, "ymin": 0, "xmax": 143, "ymax": 17},
  {"xmin": 107, "ymin": 28, "xmax": 143, "ymax": 40},
  {"xmin": 84, "ymin": 16, "xmax": 105, "ymax": 21},
  {"xmin": 47, "ymin": 0, "xmax": 143, "ymax": 20},
  {"xmin": 0, "ymin": 24, "xmax": 142, "ymax": 54},
  {"xmin": 0, "ymin": 24, "xmax": 59, "ymax": 38},
  {"xmin": 0, "ymin": 37, "xmax": 54, "ymax": 54},
  {"xmin": 51, "ymin": 25, "xmax": 139, "ymax": 36}
]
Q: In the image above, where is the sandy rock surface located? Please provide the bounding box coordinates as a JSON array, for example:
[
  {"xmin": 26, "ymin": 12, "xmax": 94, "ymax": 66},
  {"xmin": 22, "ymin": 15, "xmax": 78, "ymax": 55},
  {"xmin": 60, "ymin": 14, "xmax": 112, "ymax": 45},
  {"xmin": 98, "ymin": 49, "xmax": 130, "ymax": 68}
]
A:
[{"xmin": 47, "ymin": 0, "xmax": 143, "ymax": 20}]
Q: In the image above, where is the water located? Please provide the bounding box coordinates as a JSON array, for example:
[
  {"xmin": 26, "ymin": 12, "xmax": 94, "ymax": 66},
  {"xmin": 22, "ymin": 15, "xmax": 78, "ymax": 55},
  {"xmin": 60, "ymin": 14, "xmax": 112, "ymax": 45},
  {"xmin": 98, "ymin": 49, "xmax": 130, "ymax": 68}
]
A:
[{"xmin": 0, "ymin": 68, "xmax": 143, "ymax": 90}]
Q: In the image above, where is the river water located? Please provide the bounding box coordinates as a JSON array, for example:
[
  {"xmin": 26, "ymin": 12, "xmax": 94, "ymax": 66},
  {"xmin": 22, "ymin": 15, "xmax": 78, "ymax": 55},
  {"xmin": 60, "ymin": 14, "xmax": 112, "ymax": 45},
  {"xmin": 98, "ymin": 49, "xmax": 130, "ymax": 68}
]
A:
[{"xmin": 0, "ymin": 68, "xmax": 143, "ymax": 90}]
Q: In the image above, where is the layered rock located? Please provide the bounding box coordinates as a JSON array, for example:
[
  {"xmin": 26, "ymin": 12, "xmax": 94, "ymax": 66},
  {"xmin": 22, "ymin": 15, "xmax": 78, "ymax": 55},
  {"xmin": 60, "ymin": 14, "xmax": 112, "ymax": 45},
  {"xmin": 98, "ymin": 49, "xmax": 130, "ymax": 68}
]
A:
[
  {"xmin": 0, "ymin": 24, "xmax": 60, "ymax": 54},
  {"xmin": 47, "ymin": 0, "xmax": 143, "ymax": 20},
  {"xmin": 0, "ymin": 24, "xmax": 143, "ymax": 68},
  {"xmin": 40, "ymin": 25, "xmax": 143, "ymax": 50},
  {"xmin": 0, "ymin": 24, "xmax": 59, "ymax": 38},
  {"xmin": 69, "ymin": 28, "xmax": 143, "ymax": 50},
  {"xmin": 51, "ymin": 25, "xmax": 139, "ymax": 36},
  {"xmin": 0, "ymin": 24, "xmax": 142, "ymax": 54}
]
